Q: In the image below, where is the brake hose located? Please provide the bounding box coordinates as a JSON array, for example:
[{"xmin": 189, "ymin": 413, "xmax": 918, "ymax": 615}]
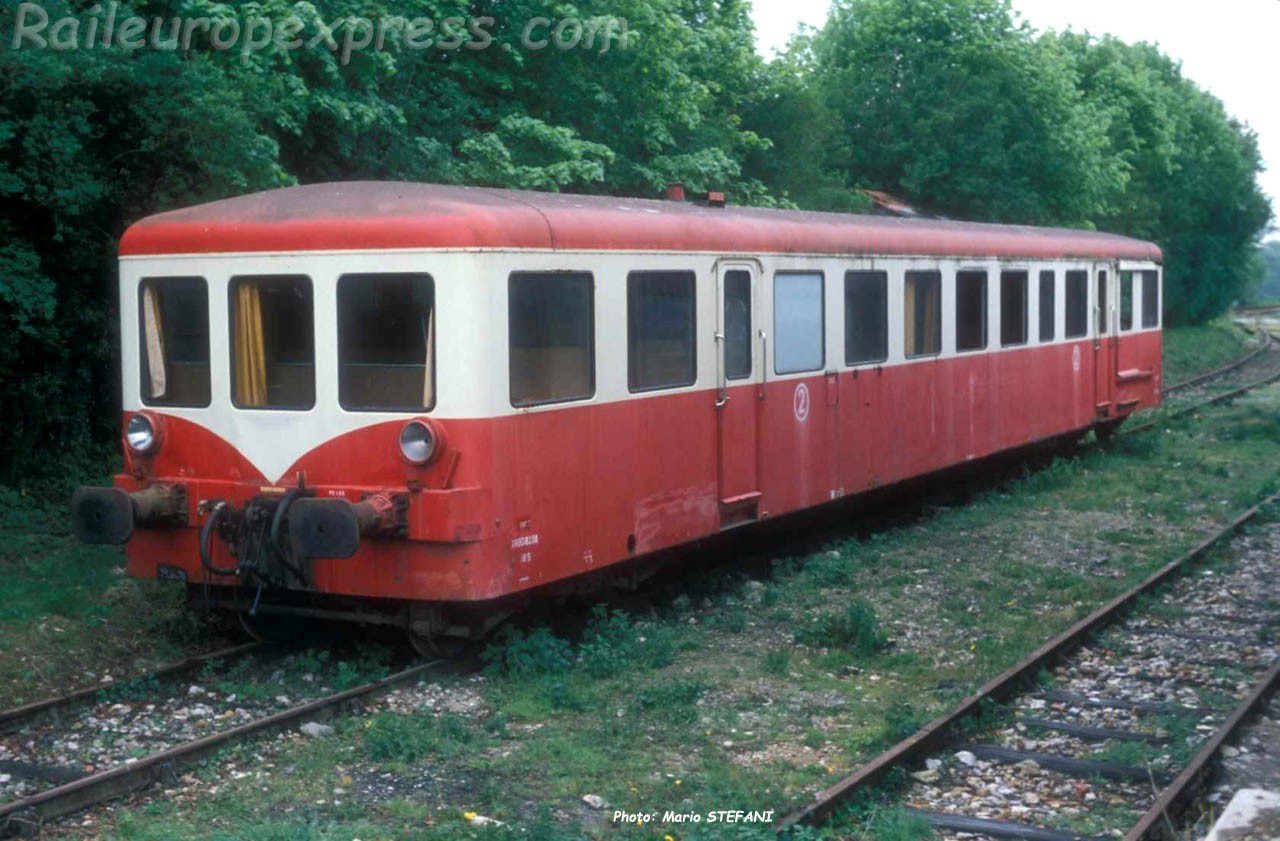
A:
[{"xmin": 199, "ymin": 501, "xmax": 240, "ymax": 577}]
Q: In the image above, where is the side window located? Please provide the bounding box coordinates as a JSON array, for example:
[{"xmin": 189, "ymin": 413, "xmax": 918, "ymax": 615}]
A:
[
  {"xmin": 337, "ymin": 273, "xmax": 435, "ymax": 411},
  {"xmin": 1065, "ymin": 270, "xmax": 1088, "ymax": 339},
  {"xmin": 509, "ymin": 272, "xmax": 594, "ymax": 406},
  {"xmin": 1120, "ymin": 271, "xmax": 1134, "ymax": 331},
  {"xmin": 229, "ymin": 275, "xmax": 314, "ymax": 410},
  {"xmin": 628, "ymin": 270, "xmax": 696, "ymax": 392},
  {"xmin": 724, "ymin": 270, "xmax": 752, "ymax": 380},
  {"xmin": 1039, "ymin": 271, "xmax": 1055, "ymax": 342},
  {"xmin": 844, "ymin": 270, "xmax": 888, "ymax": 365},
  {"xmin": 1000, "ymin": 270, "xmax": 1028, "ymax": 347},
  {"xmin": 955, "ymin": 270, "xmax": 987, "ymax": 353},
  {"xmin": 140, "ymin": 277, "xmax": 210, "ymax": 408},
  {"xmin": 1141, "ymin": 270, "xmax": 1160, "ymax": 328},
  {"xmin": 1096, "ymin": 271, "xmax": 1108, "ymax": 336},
  {"xmin": 905, "ymin": 270, "xmax": 942, "ymax": 357},
  {"xmin": 774, "ymin": 272, "xmax": 824, "ymax": 374}
]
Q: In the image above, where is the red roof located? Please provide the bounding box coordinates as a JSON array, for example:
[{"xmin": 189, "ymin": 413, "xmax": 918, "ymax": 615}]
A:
[{"xmin": 119, "ymin": 181, "xmax": 1163, "ymax": 262}]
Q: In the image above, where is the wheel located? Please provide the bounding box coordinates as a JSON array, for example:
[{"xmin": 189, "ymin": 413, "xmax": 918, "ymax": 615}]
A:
[
  {"xmin": 237, "ymin": 611, "xmax": 302, "ymax": 644},
  {"xmin": 1094, "ymin": 419, "xmax": 1124, "ymax": 443},
  {"xmin": 408, "ymin": 629, "xmax": 442, "ymax": 657}
]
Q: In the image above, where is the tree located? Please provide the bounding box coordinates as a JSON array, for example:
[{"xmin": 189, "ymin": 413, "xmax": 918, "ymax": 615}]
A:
[
  {"xmin": 813, "ymin": 0, "xmax": 1124, "ymax": 225},
  {"xmin": 1255, "ymin": 241, "xmax": 1280, "ymax": 303},
  {"xmin": 1059, "ymin": 34, "xmax": 1273, "ymax": 324}
]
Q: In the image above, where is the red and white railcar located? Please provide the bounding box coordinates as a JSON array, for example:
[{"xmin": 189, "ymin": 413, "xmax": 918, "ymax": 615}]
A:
[{"xmin": 72, "ymin": 183, "xmax": 1163, "ymax": 638}]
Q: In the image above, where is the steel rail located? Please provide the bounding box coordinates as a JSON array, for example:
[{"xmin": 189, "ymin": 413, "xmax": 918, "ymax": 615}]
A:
[
  {"xmin": 0, "ymin": 655, "xmax": 475, "ymax": 837},
  {"xmin": 776, "ymin": 487, "xmax": 1280, "ymax": 831},
  {"xmin": 1124, "ymin": 354, "xmax": 1280, "ymax": 436},
  {"xmin": 0, "ymin": 642, "xmax": 262, "ymax": 736},
  {"xmin": 1162, "ymin": 330, "xmax": 1272, "ymax": 394},
  {"xmin": 1123, "ymin": 659, "xmax": 1280, "ymax": 841}
]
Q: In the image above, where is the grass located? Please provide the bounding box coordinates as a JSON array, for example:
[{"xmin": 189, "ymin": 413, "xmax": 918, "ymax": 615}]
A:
[
  {"xmin": 0, "ymin": 483, "xmax": 228, "ymax": 705},
  {"xmin": 1161, "ymin": 319, "xmax": 1255, "ymax": 384},
  {"xmin": 4, "ymin": 328, "xmax": 1278, "ymax": 838},
  {"xmin": 80, "ymin": 384, "xmax": 1280, "ymax": 839}
]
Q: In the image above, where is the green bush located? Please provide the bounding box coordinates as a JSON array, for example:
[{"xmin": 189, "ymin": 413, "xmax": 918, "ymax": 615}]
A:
[
  {"xmin": 482, "ymin": 626, "xmax": 573, "ymax": 679},
  {"xmin": 578, "ymin": 606, "xmax": 676, "ymax": 677},
  {"xmin": 794, "ymin": 599, "xmax": 888, "ymax": 655},
  {"xmin": 362, "ymin": 711, "xmax": 473, "ymax": 764}
]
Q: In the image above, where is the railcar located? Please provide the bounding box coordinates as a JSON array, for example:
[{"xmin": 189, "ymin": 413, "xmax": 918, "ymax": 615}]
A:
[{"xmin": 71, "ymin": 182, "xmax": 1163, "ymax": 643}]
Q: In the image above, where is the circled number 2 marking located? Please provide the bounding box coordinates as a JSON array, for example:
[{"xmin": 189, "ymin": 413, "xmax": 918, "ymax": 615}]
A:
[{"xmin": 794, "ymin": 382, "xmax": 810, "ymax": 422}]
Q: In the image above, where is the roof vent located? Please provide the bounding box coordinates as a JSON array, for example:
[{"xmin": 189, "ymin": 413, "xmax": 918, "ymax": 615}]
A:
[
  {"xmin": 706, "ymin": 191, "xmax": 726, "ymax": 208},
  {"xmin": 666, "ymin": 182, "xmax": 685, "ymax": 201}
]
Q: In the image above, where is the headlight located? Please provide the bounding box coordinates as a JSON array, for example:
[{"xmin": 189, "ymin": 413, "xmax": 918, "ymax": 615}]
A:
[
  {"xmin": 398, "ymin": 419, "xmax": 438, "ymax": 465},
  {"xmin": 126, "ymin": 413, "xmax": 157, "ymax": 454}
]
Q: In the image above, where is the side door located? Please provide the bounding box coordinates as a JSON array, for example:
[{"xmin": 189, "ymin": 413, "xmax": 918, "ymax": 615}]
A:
[
  {"xmin": 1092, "ymin": 263, "xmax": 1117, "ymax": 416},
  {"xmin": 715, "ymin": 261, "xmax": 762, "ymax": 527}
]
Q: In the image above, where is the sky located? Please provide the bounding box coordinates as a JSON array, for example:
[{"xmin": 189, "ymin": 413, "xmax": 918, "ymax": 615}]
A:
[{"xmin": 750, "ymin": 0, "xmax": 1280, "ymax": 241}]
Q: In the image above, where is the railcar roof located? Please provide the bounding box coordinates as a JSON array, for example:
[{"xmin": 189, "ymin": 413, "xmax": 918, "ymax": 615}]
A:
[{"xmin": 119, "ymin": 181, "xmax": 1163, "ymax": 262}]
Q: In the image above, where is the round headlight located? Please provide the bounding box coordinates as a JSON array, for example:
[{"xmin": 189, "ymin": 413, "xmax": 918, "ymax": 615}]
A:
[
  {"xmin": 399, "ymin": 419, "xmax": 436, "ymax": 465},
  {"xmin": 126, "ymin": 413, "xmax": 157, "ymax": 453}
]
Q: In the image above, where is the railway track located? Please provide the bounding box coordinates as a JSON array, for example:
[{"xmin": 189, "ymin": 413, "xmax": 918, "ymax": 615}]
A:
[
  {"xmin": 1125, "ymin": 329, "xmax": 1280, "ymax": 436},
  {"xmin": 0, "ymin": 643, "xmax": 475, "ymax": 837},
  {"xmin": 779, "ymin": 488, "xmax": 1280, "ymax": 840},
  {"xmin": 3, "ymin": 336, "xmax": 1274, "ymax": 837},
  {"xmin": 1161, "ymin": 330, "xmax": 1272, "ymax": 395}
]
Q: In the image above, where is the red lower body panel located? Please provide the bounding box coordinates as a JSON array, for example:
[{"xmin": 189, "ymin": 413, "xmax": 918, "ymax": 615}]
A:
[{"xmin": 122, "ymin": 335, "xmax": 1161, "ymax": 603}]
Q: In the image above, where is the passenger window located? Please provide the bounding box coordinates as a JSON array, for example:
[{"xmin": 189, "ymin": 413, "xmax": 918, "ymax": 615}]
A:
[
  {"xmin": 845, "ymin": 270, "xmax": 888, "ymax": 365},
  {"xmin": 1096, "ymin": 271, "xmax": 1108, "ymax": 336},
  {"xmin": 1065, "ymin": 270, "xmax": 1088, "ymax": 339},
  {"xmin": 337, "ymin": 273, "xmax": 435, "ymax": 411},
  {"xmin": 139, "ymin": 277, "xmax": 210, "ymax": 408},
  {"xmin": 905, "ymin": 270, "xmax": 942, "ymax": 357},
  {"xmin": 1120, "ymin": 271, "xmax": 1134, "ymax": 331},
  {"xmin": 628, "ymin": 271, "xmax": 696, "ymax": 392},
  {"xmin": 1038, "ymin": 271, "xmax": 1055, "ymax": 342},
  {"xmin": 229, "ymin": 275, "xmax": 314, "ymax": 410},
  {"xmin": 509, "ymin": 272, "xmax": 594, "ymax": 406},
  {"xmin": 774, "ymin": 272, "xmax": 824, "ymax": 374},
  {"xmin": 1000, "ymin": 270, "xmax": 1028, "ymax": 347},
  {"xmin": 1141, "ymin": 270, "xmax": 1160, "ymax": 328},
  {"xmin": 724, "ymin": 270, "xmax": 752, "ymax": 380},
  {"xmin": 955, "ymin": 270, "xmax": 987, "ymax": 353}
]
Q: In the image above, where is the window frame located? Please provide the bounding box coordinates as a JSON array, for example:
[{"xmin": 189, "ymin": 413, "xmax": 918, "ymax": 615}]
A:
[
  {"xmin": 138, "ymin": 276, "xmax": 212, "ymax": 409},
  {"xmin": 1140, "ymin": 270, "xmax": 1160, "ymax": 329},
  {"xmin": 1119, "ymin": 270, "xmax": 1135, "ymax": 332},
  {"xmin": 1038, "ymin": 270, "xmax": 1056, "ymax": 343},
  {"xmin": 507, "ymin": 270, "xmax": 597, "ymax": 408},
  {"xmin": 723, "ymin": 268, "xmax": 753, "ymax": 381},
  {"xmin": 1064, "ymin": 269, "xmax": 1089, "ymax": 340},
  {"xmin": 336, "ymin": 272, "xmax": 437, "ymax": 413},
  {"xmin": 999, "ymin": 269, "xmax": 1029, "ymax": 348},
  {"xmin": 844, "ymin": 269, "xmax": 889, "ymax": 366},
  {"xmin": 904, "ymin": 269, "xmax": 943, "ymax": 359},
  {"xmin": 954, "ymin": 269, "xmax": 988, "ymax": 354},
  {"xmin": 773, "ymin": 270, "xmax": 826, "ymax": 375},
  {"xmin": 228, "ymin": 274, "xmax": 317, "ymax": 412},
  {"xmin": 626, "ymin": 269, "xmax": 698, "ymax": 394}
]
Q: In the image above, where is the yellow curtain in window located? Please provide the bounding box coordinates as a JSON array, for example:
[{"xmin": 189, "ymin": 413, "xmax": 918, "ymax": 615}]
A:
[
  {"xmin": 234, "ymin": 283, "xmax": 268, "ymax": 406},
  {"xmin": 142, "ymin": 285, "xmax": 167, "ymax": 398},
  {"xmin": 904, "ymin": 278, "xmax": 917, "ymax": 356},
  {"xmin": 422, "ymin": 307, "xmax": 435, "ymax": 408},
  {"xmin": 923, "ymin": 282, "xmax": 939, "ymax": 354}
]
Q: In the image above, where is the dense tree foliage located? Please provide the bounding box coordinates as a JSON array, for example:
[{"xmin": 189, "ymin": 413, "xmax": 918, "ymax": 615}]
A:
[
  {"xmin": 814, "ymin": 0, "xmax": 1123, "ymax": 225},
  {"xmin": 0, "ymin": 0, "xmax": 1272, "ymax": 480},
  {"xmin": 1055, "ymin": 33, "xmax": 1272, "ymax": 324},
  {"xmin": 1255, "ymin": 241, "xmax": 1280, "ymax": 303}
]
